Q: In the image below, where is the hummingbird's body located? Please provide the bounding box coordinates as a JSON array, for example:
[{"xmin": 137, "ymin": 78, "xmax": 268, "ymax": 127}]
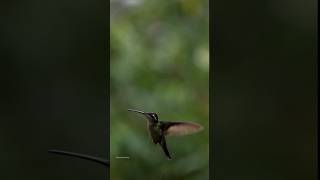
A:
[
  {"xmin": 128, "ymin": 109, "xmax": 203, "ymax": 159},
  {"xmin": 148, "ymin": 122, "xmax": 162, "ymax": 144},
  {"xmin": 148, "ymin": 121, "xmax": 172, "ymax": 159}
]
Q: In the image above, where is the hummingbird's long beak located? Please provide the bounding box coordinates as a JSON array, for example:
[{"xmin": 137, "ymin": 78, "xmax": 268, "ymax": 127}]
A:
[
  {"xmin": 127, "ymin": 109, "xmax": 145, "ymax": 114},
  {"xmin": 48, "ymin": 149, "xmax": 109, "ymax": 166}
]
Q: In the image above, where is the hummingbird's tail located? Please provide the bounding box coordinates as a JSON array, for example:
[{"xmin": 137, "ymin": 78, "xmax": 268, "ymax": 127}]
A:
[
  {"xmin": 160, "ymin": 137, "xmax": 172, "ymax": 160},
  {"xmin": 48, "ymin": 149, "xmax": 109, "ymax": 166}
]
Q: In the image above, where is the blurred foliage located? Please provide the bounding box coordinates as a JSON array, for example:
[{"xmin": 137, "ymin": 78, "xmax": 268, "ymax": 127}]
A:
[{"xmin": 110, "ymin": 0, "xmax": 209, "ymax": 179}]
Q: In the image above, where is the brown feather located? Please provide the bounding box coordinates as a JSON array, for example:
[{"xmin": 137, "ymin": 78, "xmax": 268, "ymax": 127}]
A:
[{"xmin": 164, "ymin": 122, "xmax": 204, "ymax": 136}]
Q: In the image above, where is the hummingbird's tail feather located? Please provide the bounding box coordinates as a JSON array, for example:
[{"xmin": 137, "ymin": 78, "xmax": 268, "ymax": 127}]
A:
[
  {"xmin": 160, "ymin": 137, "xmax": 172, "ymax": 160},
  {"xmin": 48, "ymin": 149, "xmax": 109, "ymax": 166}
]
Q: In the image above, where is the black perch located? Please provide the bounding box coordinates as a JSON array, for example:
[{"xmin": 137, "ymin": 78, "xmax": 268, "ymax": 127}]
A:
[{"xmin": 48, "ymin": 149, "xmax": 109, "ymax": 166}]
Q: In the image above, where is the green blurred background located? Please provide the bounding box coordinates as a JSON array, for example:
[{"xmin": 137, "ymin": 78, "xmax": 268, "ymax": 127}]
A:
[{"xmin": 110, "ymin": 0, "xmax": 209, "ymax": 180}]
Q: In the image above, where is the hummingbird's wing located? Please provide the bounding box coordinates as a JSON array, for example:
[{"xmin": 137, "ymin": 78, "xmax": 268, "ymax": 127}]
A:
[
  {"xmin": 160, "ymin": 136, "xmax": 172, "ymax": 159},
  {"xmin": 163, "ymin": 121, "xmax": 204, "ymax": 137}
]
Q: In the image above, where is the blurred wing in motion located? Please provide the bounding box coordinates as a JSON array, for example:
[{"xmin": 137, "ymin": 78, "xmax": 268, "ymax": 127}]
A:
[{"xmin": 163, "ymin": 121, "xmax": 204, "ymax": 136}]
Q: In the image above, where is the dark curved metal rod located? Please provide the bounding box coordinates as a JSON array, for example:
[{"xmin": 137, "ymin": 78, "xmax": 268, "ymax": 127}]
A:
[{"xmin": 48, "ymin": 149, "xmax": 109, "ymax": 166}]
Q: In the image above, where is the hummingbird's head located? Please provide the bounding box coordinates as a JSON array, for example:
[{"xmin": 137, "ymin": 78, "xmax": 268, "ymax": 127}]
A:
[
  {"xmin": 128, "ymin": 109, "xmax": 158, "ymax": 123},
  {"xmin": 146, "ymin": 112, "xmax": 158, "ymax": 122}
]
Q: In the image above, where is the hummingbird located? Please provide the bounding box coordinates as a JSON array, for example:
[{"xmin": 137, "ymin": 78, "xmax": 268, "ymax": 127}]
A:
[
  {"xmin": 48, "ymin": 149, "xmax": 109, "ymax": 167},
  {"xmin": 128, "ymin": 108, "xmax": 204, "ymax": 159}
]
